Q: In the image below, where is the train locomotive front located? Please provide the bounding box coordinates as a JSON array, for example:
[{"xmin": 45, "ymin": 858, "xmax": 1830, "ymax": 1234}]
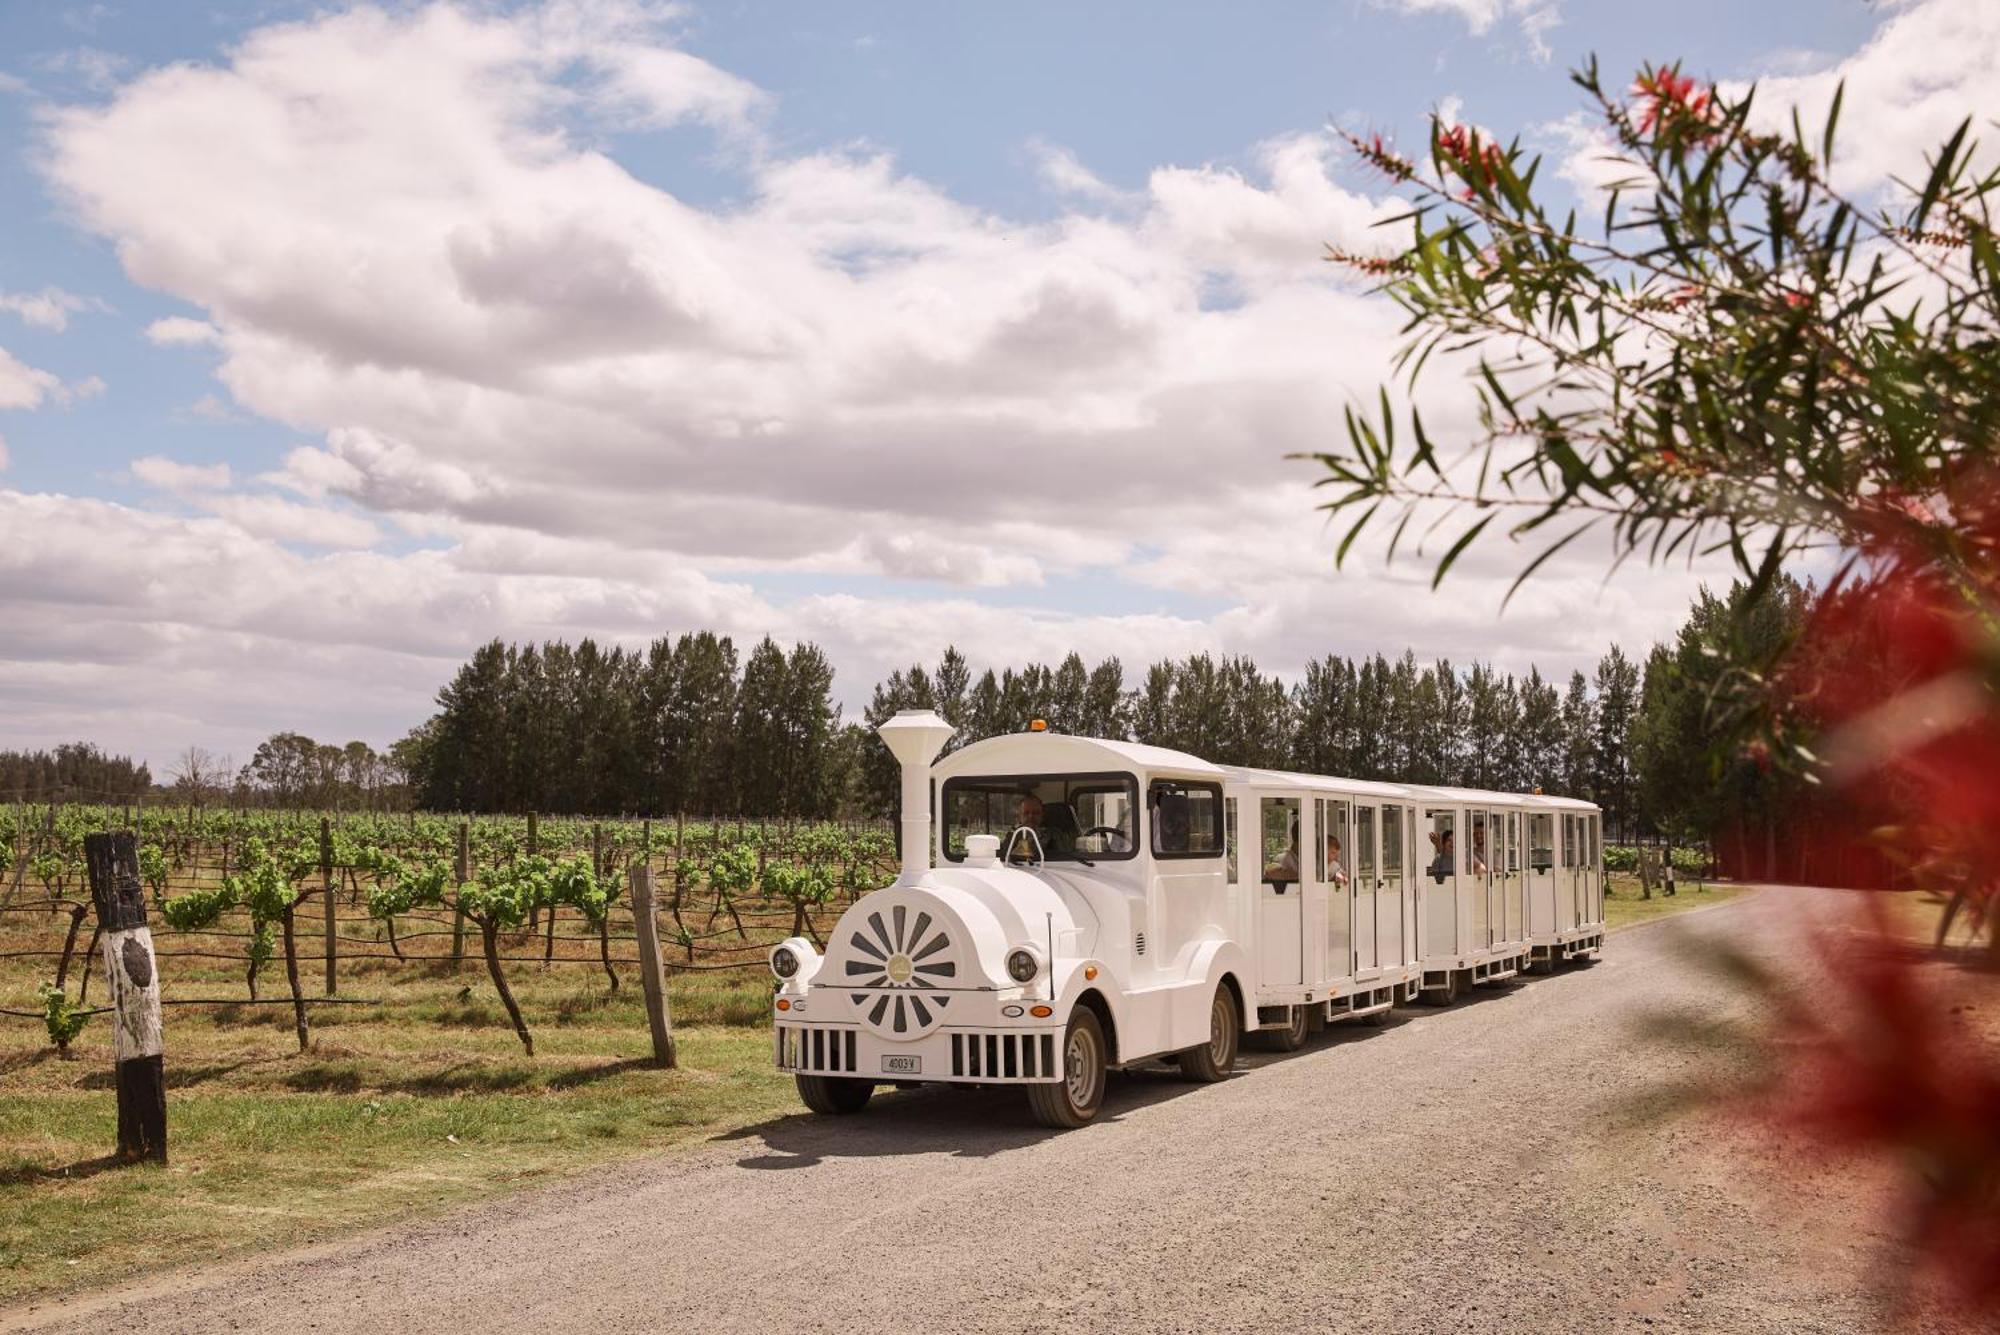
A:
[{"xmin": 769, "ymin": 710, "xmax": 1122, "ymax": 1127}]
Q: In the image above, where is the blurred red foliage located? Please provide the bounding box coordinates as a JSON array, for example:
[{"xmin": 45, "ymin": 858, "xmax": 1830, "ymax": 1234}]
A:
[{"xmin": 1755, "ymin": 469, "xmax": 2000, "ymax": 1317}]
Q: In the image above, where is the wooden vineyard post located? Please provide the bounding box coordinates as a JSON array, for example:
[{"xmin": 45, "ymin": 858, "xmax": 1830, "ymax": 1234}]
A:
[
  {"xmin": 83, "ymin": 831, "xmax": 166, "ymax": 1164},
  {"xmin": 321, "ymin": 816, "xmax": 337, "ymax": 994},
  {"xmin": 629, "ymin": 866, "xmax": 678, "ymax": 1068},
  {"xmin": 452, "ymin": 822, "xmax": 469, "ymax": 962}
]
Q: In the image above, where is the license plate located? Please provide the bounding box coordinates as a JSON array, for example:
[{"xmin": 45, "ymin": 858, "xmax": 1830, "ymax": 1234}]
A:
[{"xmin": 881, "ymin": 1054, "xmax": 922, "ymax": 1075}]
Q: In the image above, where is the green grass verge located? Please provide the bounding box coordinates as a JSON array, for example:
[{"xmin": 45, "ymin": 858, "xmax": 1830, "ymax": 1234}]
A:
[{"xmin": 1603, "ymin": 874, "xmax": 1753, "ymax": 931}]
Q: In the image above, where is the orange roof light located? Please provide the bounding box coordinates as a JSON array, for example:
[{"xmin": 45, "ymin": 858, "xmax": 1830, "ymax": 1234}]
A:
[{"xmin": 1029, "ymin": 719, "xmax": 1048, "ymax": 732}]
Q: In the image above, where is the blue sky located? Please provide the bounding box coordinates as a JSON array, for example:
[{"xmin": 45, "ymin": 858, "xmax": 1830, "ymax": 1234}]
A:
[{"xmin": 0, "ymin": 0, "xmax": 1980, "ymax": 768}]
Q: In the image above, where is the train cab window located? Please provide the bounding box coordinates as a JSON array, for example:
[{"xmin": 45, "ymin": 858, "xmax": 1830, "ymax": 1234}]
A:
[
  {"xmin": 1426, "ymin": 810, "xmax": 1457, "ymax": 883},
  {"xmin": 1224, "ymin": 797, "xmax": 1239, "ymax": 881},
  {"xmin": 940, "ymin": 772, "xmax": 1139, "ymax": 863},
  {"xmin": 1261, "ymin": 797, "xmax": 1302, "ymax": 888},
  {"xmin": 1150, "ymin": 780, "xmax": 1224, "ymax": 859},
  {"xmin": 1530, "ymin": 813, "xmax": 1554, "ymax": 872}
]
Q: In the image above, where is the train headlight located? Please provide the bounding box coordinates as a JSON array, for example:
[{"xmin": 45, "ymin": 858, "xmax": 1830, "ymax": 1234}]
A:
[
  {"xmin": 770, "ymin": 937, "xmax": 817, "ymax": 983},
  {"xmin": 1006, "ymin": 947, "xmax": 1041, "ymax": 984}
]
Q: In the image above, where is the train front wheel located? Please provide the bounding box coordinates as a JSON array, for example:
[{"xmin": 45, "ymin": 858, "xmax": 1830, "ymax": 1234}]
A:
[
  {"xmin": 1027, "ymin": 1007, "xmax": 1107, "ymax": 1129},
  {"xmin": 796, "ymin": 1074, "xmax": 874, "ymax": 1115}
]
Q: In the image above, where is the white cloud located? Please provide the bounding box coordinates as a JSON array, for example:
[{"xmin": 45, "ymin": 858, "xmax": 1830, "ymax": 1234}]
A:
[
  {"xmin": 1375, "ymin": 0, "xmax": 1560, "ymax": 62},
  {"xmin": 146, "ymin": 316, "xmax": 221, "ymax": 346},
  {"xmin": 0, "ymin": 287, "xmax": 100, "ymax": 332},
  {"xmin": 1547, "ymin": 0, "xmax": 2000, "ymax": 204},
  {"xmin": 1740, "ymin": 0, "xmax": 2000, "ymax": 194},
  {"xmin": 0, "ymin": 347, "xmax": 62, "ymax": 410},
  {"xmin": 1030, "ymin": 138, "xmax": 1128, "ymax": 205},
  {"xmin": 131, "ymin": 454, "xmax": 231, "ymax": 492}
]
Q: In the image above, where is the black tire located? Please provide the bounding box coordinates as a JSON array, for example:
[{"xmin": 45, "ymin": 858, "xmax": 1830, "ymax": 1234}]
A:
[
  {"xmin": 1258, "ymin": 1004, "xmax": 1310, "ymax": 1052},
  {"xmin": 1178, "ymin": 983, "xmax": 1239, "ymax": 1082},
  {"xmin": 1422, "ymin": 969, "xmax": 1459, "ymax": 1006},
  {"xmin": 1027, "ymin": 1007, "xmax": 1107, "ymax": 1129},
  {"xmin": 796, "ymin": 1073, "xmax": 874, "ymax": 1115}
]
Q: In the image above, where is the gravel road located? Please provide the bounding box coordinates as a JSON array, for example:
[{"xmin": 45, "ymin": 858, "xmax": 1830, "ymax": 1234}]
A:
[{"xmin": 3, "ymin": 886, "xmax": 1969, "ymax": 1334}]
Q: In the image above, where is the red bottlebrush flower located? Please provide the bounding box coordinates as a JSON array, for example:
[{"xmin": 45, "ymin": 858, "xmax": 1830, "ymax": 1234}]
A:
[
  {"xmin": 1783, "ymin": 289, "xmax": 1810, "ymax": 310},
  {"xmin": 1634, "ymin": 64, "xmax": 1720, "ymax": 137}
]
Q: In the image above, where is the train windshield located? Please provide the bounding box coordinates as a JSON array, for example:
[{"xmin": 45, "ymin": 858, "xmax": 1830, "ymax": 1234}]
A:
[{"xmin": 941, "ymin": 772, "xmax": 1139, "ymax": 863}]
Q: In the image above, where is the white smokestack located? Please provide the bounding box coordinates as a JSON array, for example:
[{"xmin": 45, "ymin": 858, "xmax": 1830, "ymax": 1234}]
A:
[{"xmin": 877, "ymin": 709, "xmax": 954, "ymax": 883}]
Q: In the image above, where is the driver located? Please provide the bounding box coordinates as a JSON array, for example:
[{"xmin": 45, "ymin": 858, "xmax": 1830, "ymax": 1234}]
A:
[{"xmin": 1011, "ymin": 793, "xmax": 1072, "ymax": 859}]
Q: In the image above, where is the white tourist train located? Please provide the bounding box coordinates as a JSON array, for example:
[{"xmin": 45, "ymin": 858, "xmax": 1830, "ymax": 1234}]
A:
[{"xmin": 770, "ymin": 709, "xmax": 1606, "ymax": 1128}]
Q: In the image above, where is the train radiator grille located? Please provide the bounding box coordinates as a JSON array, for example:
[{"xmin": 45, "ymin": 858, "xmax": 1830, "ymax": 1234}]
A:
[
  {"xmin": 949, "ymin": 1031, "xmax": 1059, "ymax": 1082},
  {"xmin": 775, "ymin": 1026, "xmax": 858, "ymax": 1074}
]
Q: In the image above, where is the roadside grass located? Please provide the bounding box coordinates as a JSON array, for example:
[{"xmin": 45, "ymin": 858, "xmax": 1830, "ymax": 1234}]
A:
[
  {"xmin": 1604, "ymin": 874, "xmax": 1753, "ymax": 931},
  {"xmin": 0, "ymin": 905, "xmax": 804, "ymax": 1306}
]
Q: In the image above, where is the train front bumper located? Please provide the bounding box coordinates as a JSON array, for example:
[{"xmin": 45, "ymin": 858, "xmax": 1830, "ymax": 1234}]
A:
[{"xmin": 775, "ymin": 1013, "xmax": 1065, "ymax": 1084}]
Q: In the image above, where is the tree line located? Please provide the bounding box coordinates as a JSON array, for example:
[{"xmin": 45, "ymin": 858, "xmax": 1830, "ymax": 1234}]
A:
[
  {"xmin": 0, "ymin": 743, "xmax": 152, "ymax": 805},
  {"xmin": 22, "ymin": 581, "xmax": 1807, "ymax": 843},
  {"xmin": 864, "ymin": 643, "xmax": 1643, "ymax": 833}
]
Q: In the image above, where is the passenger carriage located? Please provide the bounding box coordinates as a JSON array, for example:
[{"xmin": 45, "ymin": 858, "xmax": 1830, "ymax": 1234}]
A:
[
  {"xmin": 769, "ymin": 710, "xmax": 1604, "ymax": 1129},
  {"xmin": 1523, "ymin": 794, "xmax": 1607, "ymax": 970},
  {"xmin": 1222, "ymin": 768, "xmax": 1425, "ymax": 1047}
]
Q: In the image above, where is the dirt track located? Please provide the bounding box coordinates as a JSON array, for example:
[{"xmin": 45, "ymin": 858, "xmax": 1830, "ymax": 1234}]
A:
[{"xmin": 1, "ymin": 887, "xmax": 1965, "ymax": 1333}]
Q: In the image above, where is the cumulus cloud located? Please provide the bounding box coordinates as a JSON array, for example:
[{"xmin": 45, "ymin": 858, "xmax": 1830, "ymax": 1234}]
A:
[
  {"xmin": 0, "ymin": 287, "xmax": 100, "ymax": 332},
  {"xmin": 1740, "ymin": 0, "xmax": 2000, "ymax": 194},
  {"xmin": 146, "ymin": 316, "xmax": 221, "ymax": 346},
  {"xmin": 1376, "ymin": 0, "xmax": 1560, "ymax": 62},
  {"xmin": 1547, "ymin": 0, "xmax": 2000, "ymax": 204},
  {"xmin": 131, "ymin": 454, "xmax": 231, "ymax": 492},
  {"xmin": 0, "ymin": 347, "xmax": 62, "ymax": 410}
]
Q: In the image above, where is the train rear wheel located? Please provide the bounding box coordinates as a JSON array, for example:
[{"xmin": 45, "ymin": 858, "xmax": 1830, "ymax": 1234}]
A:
[
  {"xmin": 1027, "ymin": 1007, "xmax": 1106, "ymax": 1129},
  {"xmin": 796, "ymin": 1074, "xmax": 874, "ymax": 1115},
  {"xmin": 1260, "ymin": 1004, "xmax": 1310, "ymax": 1052},
  {"xmin": 1178, "ymin": 984, "xmax": 1239, "ymax": 1082}
]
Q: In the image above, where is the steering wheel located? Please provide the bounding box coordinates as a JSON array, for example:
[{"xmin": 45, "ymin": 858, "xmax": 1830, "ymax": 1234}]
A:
[{"xmin": 1081, "ymin": 824, "xmax": 1134, "ymax": 852}]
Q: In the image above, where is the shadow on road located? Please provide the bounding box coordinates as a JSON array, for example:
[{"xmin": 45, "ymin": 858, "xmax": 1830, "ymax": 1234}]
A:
[{"xmin": 720, "ymin": 977, "xmax": 1547, "ymax": 1170}]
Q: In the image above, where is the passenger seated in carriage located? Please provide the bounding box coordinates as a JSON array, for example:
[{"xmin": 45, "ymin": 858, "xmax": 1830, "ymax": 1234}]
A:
[
  {"xmin": 1428, "ymin": 828, "xmax": 1456, "ymax": 880},
  {"xmin": 1265, "ymin": 813, "xmax": 1301, "ymax": 883}
]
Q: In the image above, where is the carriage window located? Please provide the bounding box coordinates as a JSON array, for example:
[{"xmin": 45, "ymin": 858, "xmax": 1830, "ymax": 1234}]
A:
[
  {"xmin": 1425, "ymin": 810, "xmax": 1457, "ymax": 883},
  {"xmin": 1530, "ymin": 813, "xmax": 1554, "ymax": 872},
  {"xmin": 1261, "ymin": 797, "xmax": 1302, "ymax": 886},
  {"xmin": 1356, "ymin": 806, "xmax": 1377, "ymax": 884},
  {"xmin": 1469, "ymin": 811, "xmax": 1490, "ymax": 878},
  {"xmin": 941, "ymin": 771, "xmax": 1139, "ymax": 863},
  {"xmin": 1590, "ymin": 815, "xmax": 1601, "ymax": 867},
  {"xmin": 1225, "ymin": 797, "xmax": 1238, "ymax": 880},
  {"xmin": 1317, "ymin": 800, "xmax": 1351, "ymax": 887},
  {"xmin": 1381, "ymin": 804, "xmax": 1402, "ymax": 878},
  {"xmin": 1561, "ymin": 815, "xmax": 1576, "ymax": 869},
  {"xmin": 1507, "ymin": 813, "xmax": 1521, "ymax": 874},
  {"xmin": 1150, "ymin": 779, "xmax": 1223, "ymax": 859}
]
